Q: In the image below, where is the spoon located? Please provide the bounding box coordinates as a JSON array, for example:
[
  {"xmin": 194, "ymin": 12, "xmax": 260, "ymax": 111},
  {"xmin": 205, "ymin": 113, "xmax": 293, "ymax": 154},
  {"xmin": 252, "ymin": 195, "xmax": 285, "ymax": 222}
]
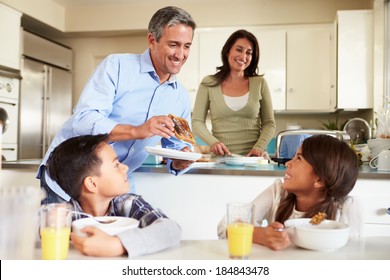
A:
[{"xmin": 72, "ymin": 211, "xmax": 117, "ymax": 224}]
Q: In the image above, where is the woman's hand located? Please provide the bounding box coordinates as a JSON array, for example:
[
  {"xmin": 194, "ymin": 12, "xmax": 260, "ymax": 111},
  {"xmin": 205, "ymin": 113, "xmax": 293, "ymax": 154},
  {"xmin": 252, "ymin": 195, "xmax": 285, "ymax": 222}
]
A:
[
  {"xmin": 253, "ymin": 222, "xmax": 291, "ymax": 250},
  {"xmin": 246, "ymin": 149, "xmax": 266, "ymax": 157},
  {"xmin": 71, "ymin": 227, "xmax": 126, "ymax": 257},
  {"xmin": 211, "ymin": 142, "xmax": 231, "ymax": 156}
]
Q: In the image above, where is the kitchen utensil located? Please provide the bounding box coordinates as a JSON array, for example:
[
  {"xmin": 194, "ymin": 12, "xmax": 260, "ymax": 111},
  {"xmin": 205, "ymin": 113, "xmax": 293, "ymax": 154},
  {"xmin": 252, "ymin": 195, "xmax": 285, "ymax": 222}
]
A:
[
  {"xmin": 343, "ymin": 118, "xmax": 371, "ymax": 144},
  {"xmin": 72, "ymin": 211, "xmax": 117, "ymax": 224}
]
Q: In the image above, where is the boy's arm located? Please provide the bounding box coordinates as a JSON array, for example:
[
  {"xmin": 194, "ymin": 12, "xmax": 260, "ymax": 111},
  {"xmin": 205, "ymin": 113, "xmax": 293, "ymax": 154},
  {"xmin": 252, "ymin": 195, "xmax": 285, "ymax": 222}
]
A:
[
  {"xmin": 70, "ymin": 227, "xmax": 126, "ymax": 257},
  {"xmin": 117, "ymin": 218, "xmax": 181, "ymax": 258}
]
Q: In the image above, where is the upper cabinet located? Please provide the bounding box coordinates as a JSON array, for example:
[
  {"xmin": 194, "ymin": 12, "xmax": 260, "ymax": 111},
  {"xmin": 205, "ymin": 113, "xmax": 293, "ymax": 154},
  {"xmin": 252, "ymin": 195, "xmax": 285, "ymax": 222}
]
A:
[
  {"xmin": 337, "ymin": 10, "xmax": 373, "ymax": 110},
  {"xmin": 182, "ymin": 24, "xmax": 336, "ymax": 112},
  {"xmin": 176, "ymin": 32, "xmax": 200, "ymax": 110},
  {"xmin": 0, "ymin": 3, "xmax": 22, "ymax": 70},
  {"xmin": 285, "ymin": 26, "xmax": 336, "ymax": 112}
]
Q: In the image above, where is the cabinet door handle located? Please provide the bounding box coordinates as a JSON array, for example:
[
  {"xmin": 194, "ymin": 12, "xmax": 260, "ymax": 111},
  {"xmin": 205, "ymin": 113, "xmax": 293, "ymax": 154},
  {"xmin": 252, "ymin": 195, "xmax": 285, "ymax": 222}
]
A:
[{"xmin": 288, "ymin": 88, "xmax": 295, "ymax": 93}]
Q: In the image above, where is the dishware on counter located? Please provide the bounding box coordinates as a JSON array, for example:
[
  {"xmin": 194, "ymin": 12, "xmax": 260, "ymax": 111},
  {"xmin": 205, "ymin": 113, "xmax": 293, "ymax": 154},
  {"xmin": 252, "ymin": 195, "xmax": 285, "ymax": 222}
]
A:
[
  {"xmin": 145, "ymin": 146, "xmax": 202, "ymax": 161},
  {"xmin": 72, "ymin": 216, "xmax": 139, "ymax": 237},
  {"xmin": 224, "ymin": 156, "xmax": 267, "ymax": 166},
  {"xmin": 274, "ymin": 129, "xmax": 349, "ymax": 164},
  {"xmin": 226, "ymin": 202, "xmax": 254, "ymax": 259},
  {"xmin": 343, "ymin": 117, "xmax": 372, "ymax": 144},
  {"xmin": 369, "ymin": 150, "xmax": 390, "ymax": 172},
  {"xmin": 0, "ymin": 185, "xmax": 42, "ymax": 259},
  {"xmin": 284, "ymin": 218, "xmax": 350, "ymax": 251},
  {"xmin": 39, "ymin": 203, "xmax": 72, "ymax": 260},
  {"xmin": 367, "ymin": 138, "xmax": 390, "ymax": 158}
]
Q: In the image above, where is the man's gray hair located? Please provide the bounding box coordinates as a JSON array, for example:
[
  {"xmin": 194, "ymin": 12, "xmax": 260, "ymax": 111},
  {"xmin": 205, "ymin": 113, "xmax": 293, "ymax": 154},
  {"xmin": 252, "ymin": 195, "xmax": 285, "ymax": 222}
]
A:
[{"xmin": 148, "ymin": 6, "xmax": 196, "ymax": 42}]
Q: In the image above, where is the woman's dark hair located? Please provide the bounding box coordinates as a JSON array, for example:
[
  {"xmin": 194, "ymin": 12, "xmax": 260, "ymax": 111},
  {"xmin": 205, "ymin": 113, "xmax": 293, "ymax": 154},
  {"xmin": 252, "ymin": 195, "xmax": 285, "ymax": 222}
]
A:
[
  {"xmin": 46, "ymin": 134, "xmax": 110, "ymax": 200},
  {"xmin": 275, "ymin": 134, "xmax": 359, "ymax": 223},
  {"xmin": 206, "ymin": 29, "xmax": 261, "ymax": 86}
]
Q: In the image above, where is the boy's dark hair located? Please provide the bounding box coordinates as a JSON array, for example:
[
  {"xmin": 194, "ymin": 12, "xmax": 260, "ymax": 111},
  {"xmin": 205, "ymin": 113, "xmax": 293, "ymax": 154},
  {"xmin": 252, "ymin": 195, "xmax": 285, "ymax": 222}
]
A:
[{"xmin": 47, "ymin": 134, "xmax": 110, "ymax": 200}]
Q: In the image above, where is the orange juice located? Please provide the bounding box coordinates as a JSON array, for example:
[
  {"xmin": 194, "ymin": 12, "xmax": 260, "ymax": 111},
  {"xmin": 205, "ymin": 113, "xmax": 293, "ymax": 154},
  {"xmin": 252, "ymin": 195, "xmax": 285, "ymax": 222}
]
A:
[
  {"xmin": 40, "ymin": 227, "xmax": 70, "ymax": 260},
  {"xmin": 227, "ymin": 223, "xmax": 254, "ymax": 259}
]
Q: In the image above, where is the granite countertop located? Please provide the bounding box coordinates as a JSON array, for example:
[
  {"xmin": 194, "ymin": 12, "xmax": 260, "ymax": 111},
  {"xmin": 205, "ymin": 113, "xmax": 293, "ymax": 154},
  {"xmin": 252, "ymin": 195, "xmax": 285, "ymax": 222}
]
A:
[{"xmin": 4, "ymin": 159, "xmax": 389, "ymax": 180}]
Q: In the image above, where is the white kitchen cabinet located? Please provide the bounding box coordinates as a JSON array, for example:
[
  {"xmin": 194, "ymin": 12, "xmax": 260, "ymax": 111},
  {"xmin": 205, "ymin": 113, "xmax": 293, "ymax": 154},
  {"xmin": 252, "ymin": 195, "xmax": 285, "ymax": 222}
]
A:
[
  {"xmin": 192, "ymin": 25, "xmax": 335, "ymax": 113},
  {"xmin": 176, "ymin": 32, "xmax": 200, "ymax": 110},
  {"xmin": 350, "ymin": 179, "xmax": 390, "ymax": 237},
  {"xmin": 286, "ymin": 25, "xmax": 336, "ymax": 112},
  {"xmin": 337, "ymin": 10, "xmax": 373, "ymax": 110},
  {"xmin": 254, "ymin": 29, "xmax": 286, "ymax": 111},
  {"xmin": 0, "ymin": 3, "xmax": 22, "ymax": 70}
]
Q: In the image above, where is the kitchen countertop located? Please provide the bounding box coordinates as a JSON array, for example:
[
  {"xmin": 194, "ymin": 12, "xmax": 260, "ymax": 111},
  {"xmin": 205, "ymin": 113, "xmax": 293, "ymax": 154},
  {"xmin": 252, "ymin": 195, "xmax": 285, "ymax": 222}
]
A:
[
  {"xmin": 2, "ymin": 159, "xmax": 390, "ymax": 180},
  {"xmin": 33, "ymin": 237, "xmax": 390, "ymax": 260}
]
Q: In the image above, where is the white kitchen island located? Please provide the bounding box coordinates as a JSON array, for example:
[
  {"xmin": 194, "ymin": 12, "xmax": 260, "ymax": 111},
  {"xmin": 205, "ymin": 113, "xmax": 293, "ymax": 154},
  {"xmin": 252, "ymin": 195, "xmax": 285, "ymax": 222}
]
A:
[{"xmin": 2, "ymin": 161, "xmax": 390, "ymax": 239}]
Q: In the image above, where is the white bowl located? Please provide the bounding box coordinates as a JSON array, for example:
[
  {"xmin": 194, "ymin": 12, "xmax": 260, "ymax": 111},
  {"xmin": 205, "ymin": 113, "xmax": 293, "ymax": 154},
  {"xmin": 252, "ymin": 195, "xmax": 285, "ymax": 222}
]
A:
[
  {"xmin": 370, "ymin": 145, "xmax": 390, "ymax": 158},
  {"xmin": 72, "ymin": 216, "xmax": 139, "ymax": 237},
  {"xmin": 367, "ymin": 138, "xmax": 390, "ymax": 149},
  {"xmin": 284, "ymin": 218, "xmax": 350, "ymax": 251}
]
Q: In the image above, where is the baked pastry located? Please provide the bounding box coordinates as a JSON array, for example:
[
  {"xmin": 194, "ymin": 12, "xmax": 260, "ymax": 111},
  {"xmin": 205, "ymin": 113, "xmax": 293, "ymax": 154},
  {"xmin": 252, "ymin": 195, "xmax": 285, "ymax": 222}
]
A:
[
  {"xmin": 310, "ymin": 212, "xmax": 327, "ymax": 225},
  {"xmin": 168, "ymin": 114, "xmax": 196, "ymax": 144}
]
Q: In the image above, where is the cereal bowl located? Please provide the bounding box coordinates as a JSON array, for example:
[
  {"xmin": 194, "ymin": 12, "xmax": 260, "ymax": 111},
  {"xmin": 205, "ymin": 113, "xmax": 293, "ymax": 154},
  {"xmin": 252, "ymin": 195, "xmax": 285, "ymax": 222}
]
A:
[
  {"xmin": 284, "ymin": 218, "xmax": 350, "ymax": 251},
  {"xmin": 72, "ymin": 216, "xmax": 139, "ymax": 237}
]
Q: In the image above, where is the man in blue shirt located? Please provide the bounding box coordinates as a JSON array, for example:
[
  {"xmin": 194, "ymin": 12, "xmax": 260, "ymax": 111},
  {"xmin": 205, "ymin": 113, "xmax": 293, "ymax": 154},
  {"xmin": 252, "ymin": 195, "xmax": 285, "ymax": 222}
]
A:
[{"xmin": 38, "ymin": 6, "xmax": 197, "ymax": 204}]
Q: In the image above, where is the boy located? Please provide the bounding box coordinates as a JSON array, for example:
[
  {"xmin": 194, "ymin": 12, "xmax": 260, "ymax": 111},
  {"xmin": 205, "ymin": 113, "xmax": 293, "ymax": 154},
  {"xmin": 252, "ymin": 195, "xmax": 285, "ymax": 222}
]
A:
[{"xmin": 46, "ymin": 134, "xmax": 181, "ymax": 258}]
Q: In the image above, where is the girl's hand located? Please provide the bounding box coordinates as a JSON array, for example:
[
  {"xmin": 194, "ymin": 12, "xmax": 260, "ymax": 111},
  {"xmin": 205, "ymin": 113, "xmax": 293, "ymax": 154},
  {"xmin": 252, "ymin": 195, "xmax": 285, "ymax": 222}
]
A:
[
  {"xmin": 253, "ymin": 222, "xmax": 291, "ymax": 250},
  {"xmin": 71, "ymin": 226, "xmax": 126, "ymax": 257}
]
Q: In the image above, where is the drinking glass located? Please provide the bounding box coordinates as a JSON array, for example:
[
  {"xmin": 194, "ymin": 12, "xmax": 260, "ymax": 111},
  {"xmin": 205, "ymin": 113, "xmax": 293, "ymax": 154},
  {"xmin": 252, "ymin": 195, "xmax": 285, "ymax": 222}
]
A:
[
  {"xmin": 39, "ymin": 203, "xmax": 72, "ymax": 260},
  {"xmin": 227, "ymin": 202, "xmax": 254, "ymax": 259}
]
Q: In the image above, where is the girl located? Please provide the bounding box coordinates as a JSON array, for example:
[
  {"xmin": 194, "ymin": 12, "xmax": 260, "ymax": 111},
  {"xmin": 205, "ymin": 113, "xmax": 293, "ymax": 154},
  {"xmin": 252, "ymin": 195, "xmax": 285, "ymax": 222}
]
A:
[{"xmin": 218, "ymin": 134, "xmax": 364, "ymax": 250}]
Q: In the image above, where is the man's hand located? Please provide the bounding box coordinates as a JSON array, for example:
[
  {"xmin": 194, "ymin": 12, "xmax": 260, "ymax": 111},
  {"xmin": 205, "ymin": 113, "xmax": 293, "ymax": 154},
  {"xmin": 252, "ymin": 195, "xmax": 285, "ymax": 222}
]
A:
[
  {"xmin": 171, "ymin": 146, "xmax": 195, "ymax": 170},
  {"xmin": 109, "ymin": 115, "xmax": 175, "ymax": 141},
  {"xmin": 138, "ymin": 116, "xmax": 175, "ymax": 139}
]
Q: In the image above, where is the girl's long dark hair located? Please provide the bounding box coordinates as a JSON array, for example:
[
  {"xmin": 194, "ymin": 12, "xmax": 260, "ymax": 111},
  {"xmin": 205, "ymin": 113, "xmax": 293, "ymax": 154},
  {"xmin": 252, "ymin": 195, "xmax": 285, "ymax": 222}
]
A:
[
  {"xmin": 275, "ymin": 135, "xmax": 359, "ymax": 224},
  {"xmin": 205, "ymin": 29, "xmax": 262, "ymax": 87}
]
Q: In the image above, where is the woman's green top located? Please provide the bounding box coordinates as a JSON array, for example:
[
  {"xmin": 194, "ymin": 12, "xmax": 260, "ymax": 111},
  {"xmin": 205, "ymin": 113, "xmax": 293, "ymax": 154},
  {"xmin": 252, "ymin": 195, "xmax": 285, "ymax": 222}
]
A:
[{"xmin": 192, "ymin": 75, "xmax": 276, "ymax": 155}]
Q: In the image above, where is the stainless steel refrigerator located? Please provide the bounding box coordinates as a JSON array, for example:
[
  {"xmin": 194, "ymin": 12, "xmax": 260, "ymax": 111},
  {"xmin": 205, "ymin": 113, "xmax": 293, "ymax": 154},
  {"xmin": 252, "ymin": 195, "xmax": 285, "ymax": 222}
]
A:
[{"xmin": 19, "ymin": 30, "xmax": 73, "ymax": 159}]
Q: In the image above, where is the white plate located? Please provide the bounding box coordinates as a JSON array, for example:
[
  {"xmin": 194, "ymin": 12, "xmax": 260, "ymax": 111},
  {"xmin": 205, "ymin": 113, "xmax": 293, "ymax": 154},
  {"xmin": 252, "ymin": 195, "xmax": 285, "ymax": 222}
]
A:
[
  {"xmin": 145, "ymin": 146, "xmax": 202, "ymax": 161},
  {"xmin": 225, "ymin": 156, "xmax": 264, "ymax": 166}
]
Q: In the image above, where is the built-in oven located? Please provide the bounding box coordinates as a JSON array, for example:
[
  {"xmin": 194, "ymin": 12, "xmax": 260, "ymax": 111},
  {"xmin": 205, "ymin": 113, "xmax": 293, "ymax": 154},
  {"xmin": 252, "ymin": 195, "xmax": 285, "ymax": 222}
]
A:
[{"xmin": 0, "ymin": 69, "xmax": 20, "ymax": 161}]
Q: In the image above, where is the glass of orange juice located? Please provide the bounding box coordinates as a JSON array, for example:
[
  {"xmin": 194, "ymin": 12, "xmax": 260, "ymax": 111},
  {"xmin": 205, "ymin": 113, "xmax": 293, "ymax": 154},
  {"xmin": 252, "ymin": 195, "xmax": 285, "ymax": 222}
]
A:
[
  {"xmin": 39, "ymin": 203, "xmax": 72, "ymax": 260},
  {"xmin": 227, "ymin": 202, "xmax": 254, "ymax": 259}
]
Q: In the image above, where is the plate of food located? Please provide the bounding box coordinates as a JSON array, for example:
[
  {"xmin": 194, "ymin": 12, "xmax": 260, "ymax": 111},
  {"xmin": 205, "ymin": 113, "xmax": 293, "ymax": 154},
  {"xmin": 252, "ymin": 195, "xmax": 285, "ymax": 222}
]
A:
[
  {"xmin": 168, "ymin": 114, "xmax": 196, "ymax": 144},
  {"xmin": 145, "ymin": 146, "xmax": 202, "ymax": 161}
]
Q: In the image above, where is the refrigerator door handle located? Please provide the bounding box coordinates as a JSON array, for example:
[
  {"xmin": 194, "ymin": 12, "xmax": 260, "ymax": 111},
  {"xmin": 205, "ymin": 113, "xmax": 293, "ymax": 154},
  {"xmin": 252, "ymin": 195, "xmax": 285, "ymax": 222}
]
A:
[{"xmin": 42, "ymin": 65, "xmax": 50, "ymax": 159}]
